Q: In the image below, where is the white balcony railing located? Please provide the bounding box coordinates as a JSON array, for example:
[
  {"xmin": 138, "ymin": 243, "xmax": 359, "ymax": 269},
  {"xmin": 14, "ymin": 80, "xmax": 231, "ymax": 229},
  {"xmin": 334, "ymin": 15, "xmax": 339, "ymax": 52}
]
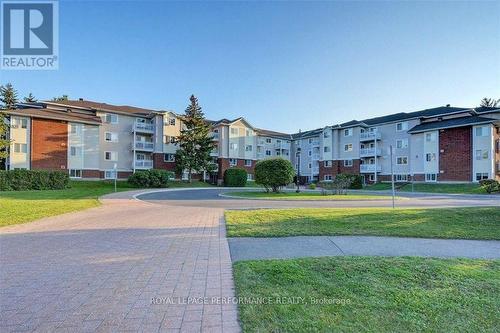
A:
[
  {"xmin": 210, "ymin": 150, "xmax": 219, "ymax": 157},
  {"xmin": 311, "ymin": 140, "xmax": 320, "ymax": 146},
  {"xmin": 134, "ymin": 123, "xmax": 155, "ymax": 133},
  {"xmin": 360, "ymin": 164, "xmax": 382, "ymax": 173},
  {"xmin": 360, "ymin": 148, "xmax": 382, "ymax": 157},
  {"xmin": 135, "ymin": 160, "xmax": 153, "ymax": 168},
  {"xmin": 211, "ymin": 132, "xmax": 219, "ymax": 141},
  {"xmin": 360, "ymin": 131, "xmax": 381, "ymax": 141},
  {"xmin": 134, "ymin": 142, "xmax": 154, "ymax": 151}
]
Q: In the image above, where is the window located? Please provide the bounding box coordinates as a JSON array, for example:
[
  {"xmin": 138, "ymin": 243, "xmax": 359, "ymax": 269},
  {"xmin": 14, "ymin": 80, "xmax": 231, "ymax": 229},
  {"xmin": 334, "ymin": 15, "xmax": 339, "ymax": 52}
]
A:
[
  {"xmin": 395, "ymin": 174, "xmax": 408, "ymax": 182},
  {"xmin": 168, "ymin": 117, "xmax": 176, "ymax": 126},
  {"xmin": 344, "ymin": 160, "xmax": 353, "ymax": 167},
  {"xmin": 396, "ymin": 139, "xmax": 408, "ymax": 149},
  {"xmin": 266, "ymin": 138, "xmax": 272, "ymax": 144},
  {"xmin": 230, "ymin": 143, "xmax": 238, "ymax": 150},
  {"xmin": 105, "ymin": 132, "xmax": 118, "ymax": 142},
  {"xmin": 276, "ymin": 151, "xmax": 281, "ymax": 156},
  {"xmin": 164, "ymin": 135, "xmax": 176, "ymax": 144},
  {"xmin": 476, "ymin": 173, "xmax": 489, "ymax": 181},
  {"xmin": 246, "ymin": 129, "xmax": 251, "ymax": 136},
  {"xmin": 105, "ymin": 170, "xmax": 117, "ymax": 179},
  {"xmin": 308, "ymin": 150, "xmax": 312, "ymax": 156},
  {"xmin": 265, "ymin": 150, "xmax": 271, "ymax": 156},
  {"xmin": 396, "ymin": 122, "xmax": 408, "ymax": 131},
  {"xmin": 425, "ymin": 153, "xmax": 436, "ymax": 162},
  {"xmin": 425, "ymin": 173, "xmax": 437, "ymax": 182},
  {"xmin": 475, "ymin": 126, "xmax": 488, "ymax": 137},
  {"xmin": 344, "ymin": 144, "xmax": 353, "ymax": 152},
  {"xmin": 368, "ymin": 174, "xmax": 375, "ymax": 182},
  {"xmin": 308, "ymin": 163, "xmax": 312, "ymax": 169},
  {"xmin": 475, "ymin": 150, "xmax": 489, "ymax": 160},
  {"xmin": 323, "ymin": 146, "xmax": 330, "ymax": 153},
  {"xmin": 230, "ymin": 128, "xmax": 239, "ymax": 136},
  {"xmin": 324, "ymin": 175, "xmax": 332, "ymax": 181},
  {"xmin": 396, "ymin": 156, "xmax": 408, "ymax": 165},
  {"xmin": 104, "ymin": 113, "xmax": 118, "ymax": 124},
  {"xmin": 308, "ymin": 138, "xmax": 313, "ymax": 144},
  {"xmin": 244, "ymin": 159, "xmax": 252, "ymax": 167},
  {"xmin": 69, "ymin": 169, "xmax": 82, "ymax": 178},
  {"xmin": 13, "ymin": 143, "xmax": 27, "ymax": 153},
  {"xmin": 344, "ymin": 128, "xmax": 353, "ymax": 137},
  {"xmin": 104, "ymin": 151, "xmax": 118, "ymax": 161},
  {"xmin": 12, "ymin": 117, "xmax": 28, "ymax": 129},
  {"xmin": 324, "ymin": 161, "xmax": 332, "ymax": 168},
  {"xmin": 247, "ymin": 173, "xmax": 253, "ymax": 181},
  {"xmin": 164, "ymin": 154, "xmax": 175, "ymax": 162},
  {"xmin": 323, "ymin": 131, "xmax": 330, "ymax": 138},
  {"xmin": 70, "ymin": 124, "xmax": 79, "ymax": 134},
  {"xmin": 70, "ymin": 146, "xmax": 82, "ymax": 156},
  {"xmin": 229, "ymin": 158, "xmax": 237, "ymax": 166},
  {"xmin": 425, "ymin": 132, "xmax": 436, "ymax": 142},
  {"xmin": 245, "ymin": 145, "xmax": 252, "ymax": 152}
]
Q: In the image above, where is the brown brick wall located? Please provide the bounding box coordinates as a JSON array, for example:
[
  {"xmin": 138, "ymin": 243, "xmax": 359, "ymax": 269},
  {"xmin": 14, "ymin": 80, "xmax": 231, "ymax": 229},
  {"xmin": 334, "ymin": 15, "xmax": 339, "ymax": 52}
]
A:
[
  {"xmin": 218, "ymin": 158, "xmax": 255, "ymax": 181},
  {"xmin": 82, "ymin": 170, "xmax": 100, "ymax": 178},
  {"xmin": 31, "ymin": 118, "xmax": 68, "ymax": 170},
  {"xmin": 153, "ymin": 153, "xmax": 177, "ymax": 172},
  {"xmin": 438, "ymin": 127, "xmax": 472, "ymax": 181},
  {"xmin": 319, "ymin": 159, "xmax": 360, "ymax": 181}
]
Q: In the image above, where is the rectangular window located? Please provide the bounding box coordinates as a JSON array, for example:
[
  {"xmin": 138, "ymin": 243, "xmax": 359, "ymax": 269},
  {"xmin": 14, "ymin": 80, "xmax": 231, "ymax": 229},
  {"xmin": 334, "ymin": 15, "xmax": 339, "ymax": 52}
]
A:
[
  {"xmin": 104, "ymin": 113, "xmax": 118, "ymax": 124},
  {"xmin": 246, "ymin": 129, "xmax": 251, "ymax": 136},
  {"xmin": 229, "ymin": 158, "xmax": 237, "ymax": 166},
  {"xmin": 323, "ymin": 131, "xmax": 330, "ymax": 138},
  {"xmin": 230, "ymin": 128, "xmax": 239, "ymax": 135},
  {"xmin": 344, "ymin": 144, "xmax": 353, "ymax": 152},
  {"xmin": 323, "ymin": 146, "xmax": 330, "ymax": 153},
  {"xmin": 476, "ymin": 150, "xmax": 489, "ymax": 160},
  {"xmin": 12, "ymin": 117, "xmax": 28, "ymax": 129},
  {"xmin": 244, "ymin": 159, "xmax": 252, "ymax": 167},
  {"xmin": 69, "ymin": 169, "xmax": 82, "ymax": 178},
  {"xmin": 425, "ymin": 153, "xmax": 436, "ymax": 162},
  {"xmin": 308, "ymin": 163, "xmax": 312, "ymax": 169},
  {"xmin": 230, "ymin": 143, "xmax": 238, "ymax": 150},
  {"xmin": 425, "ymin": 132, "xmax": 436, "ymax": 142},
  {"xmin": 265, "ymin": 150, "xmax": 271, "ymax": 156},
  {"xmin": 13, "ymin": 143, "xmax": 27, "ymax": 153},
  {"xmin": 169, "ymin": 118, "xmax": 176, "ymax": 126},
  {"xmin": 396, "ymin": 122, "xmax": 408, "ymax": 131},
  {"xmin": 70, "ymin": 124, "xmax": 79, "ymax": 134},
  {"xmin": 396, "ymin": 139, "xmax": 408, "ymax": 149},
  {"xmin": 476, "ymin": 173, "xmax": 489, "ymax": 181},
  {"xmin": 164, "ymin": 154, "xmax": 175, "ymax": 162},
  {"xmin": 324, "ymin": 161, "xmax": 332, "ymax": 167},
  {"xmin": 70, "ymin": 146, "xmax": 82, "ymax": 156},
  {"xmin": 266, "ymin": 138, "xmax": 272, "ymax": 143},
  {"xmin": 163, "ymin": 135, "xmax": 176, "ymax": 144},
  {"xmin": 425, "ymin": 173, "xmax": 437, "ymax": 182},
  {"xmin": 396, "ymin": 156, "xmax": 408, "ymax": 165},
  {"xmin": 475, "ymin": 126, "xmax": 488, "ymax": 137},
  {"xmin": 344, "ymin": 159, "xmax": 353, "ymax": 167},
  {"xmin": 245, "ymin": 145, "xmax": 252, "ymax": 152},
  {"xmin": 324, "ymin": 175, "xmax": 332, "ymax": 181},
  {"xmin": 308, "ymin": 150, "xmax": 312, "ymax": 156},
  {"xmin": 395, "ymin": 174, "xmax": 408, "ymax": 182},
  {"xmin": 105, "ymin": 170, "xmax": 117, "ymax": 179},
  {"xmin": 105, "ymin": 132, "xmax": 118, "ymax": 142},
  {"xmin": 247, "ymin": 173, "xmax": 253, "ymax": 181},
  {"xmin": 104, "ymin": 151, "xmax": 118, "ymax": 161},
  {"xmin": 276, "ymin": 151, "xmax": 281, "ymax": 156},
  {"xmin": 344, "ymin": 128, "xmax": 353, "ymax": 137}
]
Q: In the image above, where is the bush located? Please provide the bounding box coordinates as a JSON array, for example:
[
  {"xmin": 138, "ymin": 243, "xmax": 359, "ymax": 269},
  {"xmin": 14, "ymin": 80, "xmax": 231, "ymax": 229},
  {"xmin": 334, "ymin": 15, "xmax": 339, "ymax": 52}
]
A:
[
  {"xmin": 479, "ymin": 179, "xmax": 499, "ymax": 194},
  {"xmin": 339, "ymin": 173, "xmax": 363, "ymax": 189},
  {"xmin": 0, "ymin": 169, "xmax": 69, "ymax": 191},
  {"xmin": 255, "ymin": 158, "xmax": 295, "ymax": 193},
  {"xmin": 308, "ymin": 183, "xmax": 316, "ymax": 190},
  {"xmin": 224, "ymin": 168, "xmax": 247, "ymax": 187},
  {"xmin": 128, "ymin": 169, "xmax": 174, "ymax": 188}
]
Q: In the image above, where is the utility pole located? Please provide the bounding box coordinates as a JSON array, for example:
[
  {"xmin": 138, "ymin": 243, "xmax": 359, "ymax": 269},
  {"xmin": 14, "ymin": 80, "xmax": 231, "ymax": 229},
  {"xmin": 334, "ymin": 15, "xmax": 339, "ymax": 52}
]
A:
[{"xmin": 389, "ymin": 145, "xmax": 395, "ymax": 209}]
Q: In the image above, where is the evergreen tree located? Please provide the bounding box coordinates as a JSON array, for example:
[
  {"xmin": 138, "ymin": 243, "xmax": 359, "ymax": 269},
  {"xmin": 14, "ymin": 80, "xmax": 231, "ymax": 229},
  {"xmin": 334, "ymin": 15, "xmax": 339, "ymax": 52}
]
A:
[
  {"xmin": 174, "ymin": 95, "xmax": 216, "ymax": 182},
  {"xmin": 0, "ymin": 110, "xmax": 9, "ymax": 160},
  {"xmin": 52, "ymin": 95, "xmax": 69, "ymax": 101},
  {"xmin": 24, "ymin": 93, "xmax": 37, "ymax": 103},
  {"xmin": 0, "ymin": 83, "xmax": 18, "ymax": 109},
  {"xmin": 480, "ymin": 97, "xmax": 499, "ymax": 108}
]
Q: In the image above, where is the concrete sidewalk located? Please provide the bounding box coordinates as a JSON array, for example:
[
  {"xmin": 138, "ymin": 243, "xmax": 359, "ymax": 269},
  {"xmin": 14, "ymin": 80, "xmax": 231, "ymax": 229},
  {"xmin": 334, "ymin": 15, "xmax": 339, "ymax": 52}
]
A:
[{"xmin": 228, "ymin": 235, "xmax": 500, "ymax": 262}]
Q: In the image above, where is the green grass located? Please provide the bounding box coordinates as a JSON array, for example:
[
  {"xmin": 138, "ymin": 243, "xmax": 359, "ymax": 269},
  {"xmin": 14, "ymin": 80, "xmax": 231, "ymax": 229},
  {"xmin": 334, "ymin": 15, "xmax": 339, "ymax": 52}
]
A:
[
  {"xmin": 225, "ymin": 207, "xmax": 500, "ymax": 239},
  {"xmin": 223, "ymin": 191, "xmax": 397, "ymax": 200},
  {"xmin": 0, "ymin": 179, "xmax": 214, "ymax": 227},
  {"xmin": 234, "ymin": 256, "xmax": 500, "ymax": 332},
  {"xmin": 365, "ymin": 182, "xmax": 488, "ymax": 194}
]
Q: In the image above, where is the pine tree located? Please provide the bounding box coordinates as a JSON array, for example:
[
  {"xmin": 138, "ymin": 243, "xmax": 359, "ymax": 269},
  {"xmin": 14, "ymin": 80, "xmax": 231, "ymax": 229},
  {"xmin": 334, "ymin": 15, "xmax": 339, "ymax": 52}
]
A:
[
  {"xmin": 0, "ymin": 110, "xmax": 9, "ymax": 160},
  {"xmin": 52, "ymin": 95, "xmax": 69, "ymax": 102},
  {"xmin": 0, "ymin": 83, "xmax": 18, "ymax": 110},
  {"xmin": 480, "ymin": 97, "xmax": 499, "ymax": 108},
  {"xmin": 174, "ymin": 95, "xmax": 216, "ymax": 182},
  {"xmin": 24, "ymin": 93, "xmax": 37, "ymax": 103}
]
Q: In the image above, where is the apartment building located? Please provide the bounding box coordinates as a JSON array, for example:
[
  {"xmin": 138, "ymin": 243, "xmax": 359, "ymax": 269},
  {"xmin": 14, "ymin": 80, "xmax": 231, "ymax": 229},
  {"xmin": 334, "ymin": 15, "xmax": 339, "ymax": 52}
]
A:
[{"xmin": 4, "ymin": 100, "xmax": 500, "ymax": 184}]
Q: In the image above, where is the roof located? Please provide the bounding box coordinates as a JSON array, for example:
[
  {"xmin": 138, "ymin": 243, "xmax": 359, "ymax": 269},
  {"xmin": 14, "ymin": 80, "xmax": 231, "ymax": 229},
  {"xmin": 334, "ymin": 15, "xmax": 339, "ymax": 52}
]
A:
[
  {"xmin": 3, "ymin": 108, "xmax": 102, "ymax": 125},
  {"xmin": 291, "ymin": 127, "xmax": 323, "ymax": 139},
  {"xmin": 44, "ymin": 99, "xmax": 159, "ymax": 116},
  {"xmin": 408, "ymin": 116, "xmax": 497, "ymax": 133},
  {"xmin": 255, "ymin": 128, "xmax": 291, "ymax": 139},
  {"xmin": 474, "ymin": 106, "xmax": 500, "ymax": 114}
]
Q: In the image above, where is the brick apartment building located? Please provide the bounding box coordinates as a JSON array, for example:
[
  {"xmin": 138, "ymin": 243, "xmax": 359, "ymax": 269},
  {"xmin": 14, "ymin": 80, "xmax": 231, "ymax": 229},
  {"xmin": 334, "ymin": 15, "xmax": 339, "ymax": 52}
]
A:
[{"xmin": 3, "ymin": 100, "xmax": 500, "ymax": 184}]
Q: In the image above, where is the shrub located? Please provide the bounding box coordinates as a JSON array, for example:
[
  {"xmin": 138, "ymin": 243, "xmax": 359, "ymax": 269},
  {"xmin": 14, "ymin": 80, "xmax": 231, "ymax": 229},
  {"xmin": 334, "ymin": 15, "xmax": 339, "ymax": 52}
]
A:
[
  {"xmin": 338, "ymin": 173, "xmax": 362, "ymax": 189},
  {"xmin": 127, "ymin": 169, "xmax": 174, "ymax": 188},
  {"xmin": 224, "ymin": 168, "xmax": 247, "ymax": 187},
  {"xmin": 0, "ymin": 169, "xmax": 69, "ymax": 191},
  {"xmin": 479, "ymin": 179, "xmax": 499, "ymax": 194},
  {"xmin": 255, "ymin": 158, "xmax": 295, "ymax": 193},
  {"xmin": 308, "ymin": 183, "xmax": 316, "ymax": 190}
]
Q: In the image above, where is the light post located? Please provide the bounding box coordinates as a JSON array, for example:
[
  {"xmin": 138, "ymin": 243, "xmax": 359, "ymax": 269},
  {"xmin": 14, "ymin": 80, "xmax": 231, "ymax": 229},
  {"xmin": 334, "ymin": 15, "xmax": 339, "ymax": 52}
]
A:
[
  {"xmin": 296, "ymin": 147, "xmax": 301, "ymax": 193},
  {"xmin": 113, "ymin": 163, "xmax": 117, "ymax": 193}
]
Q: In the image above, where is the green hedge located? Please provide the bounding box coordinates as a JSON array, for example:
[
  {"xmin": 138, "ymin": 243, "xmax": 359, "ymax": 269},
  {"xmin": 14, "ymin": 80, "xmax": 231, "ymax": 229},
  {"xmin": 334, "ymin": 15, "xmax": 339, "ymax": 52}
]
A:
[
  {"xmin": 224, "ymin": 168, "xmax": 247, "ymax": 187},
  {"xmin": 128, "ymin": 169, "xmax": 174, "ymax": 188},
  {"xmin": 0, "ymin": 169, "xmax": 70, "ymax": 191}
]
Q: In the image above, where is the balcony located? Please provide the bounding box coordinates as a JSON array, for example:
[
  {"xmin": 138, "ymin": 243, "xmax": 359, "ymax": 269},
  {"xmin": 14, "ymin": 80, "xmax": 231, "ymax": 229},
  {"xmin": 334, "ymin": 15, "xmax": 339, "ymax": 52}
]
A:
[
  {"xmin": 211, "ymin": 132, "xmax": 219, "ymax": 141},
  {"xmin": 135, "ymin": 160, "xmax": 153, "ymax": 169},
  {"xmin": 360, "ymin": 131, "xmax": 381, "ymax": 142},
  {"xmin": 360, "ymin": 164, "xmax": 382, "ymax": 173},
  {"xmin": 134, "ymin": 141, "xmax": 154, "ymax": 151},
  {"xmin": 210, "ymin": 149, "xmax": 219, "ymax": 157},
  {"xmin": 311, "ymin": 140, "xmax": 320, "ymax": 147},
  {"xmin": 134, "ymin": 122, "xmax": 154, "ymax": 133},
  {"xmin": 360, "ymin": 148, "xmax": 382, "ymax": 157}
]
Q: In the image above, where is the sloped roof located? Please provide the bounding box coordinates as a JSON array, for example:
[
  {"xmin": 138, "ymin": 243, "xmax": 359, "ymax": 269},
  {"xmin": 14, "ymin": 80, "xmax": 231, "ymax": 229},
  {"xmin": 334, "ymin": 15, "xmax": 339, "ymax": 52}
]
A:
[
  {"xmin": 474, "ymin": 106, "xmax": 500, "ymax": 113},
  {"xmin": 3, "ymin": 108, "xmax": 102, "ymax": 125},
  {"xmin": 291, "ymin": 127, "xmax": 323, "ymax": 139},
  {"xmin": 408, "ymin": 116, "xmax": 496, "ymax": 133},
  {"xmin": 44, "ymin": 99, "xmax": 159, "ymax": 116},
  {"xmin": 255, "ymin": 128, "xmax": 291, "ymax": 139}
]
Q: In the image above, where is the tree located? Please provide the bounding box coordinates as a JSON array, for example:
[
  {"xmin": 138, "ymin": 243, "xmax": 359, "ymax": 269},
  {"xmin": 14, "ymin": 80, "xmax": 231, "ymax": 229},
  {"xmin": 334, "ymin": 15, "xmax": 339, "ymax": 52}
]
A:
[
  {"xmin": 52, "ymin": 95, "xmax": 69, "ymax": 102},
  {"xmin": 23, "ymin": 93, "xmax": 37, "ymax": 103},
  {"xmin": 0, "ymin": 83, "xmax": 18, "ymax": 109},
  {"xmin": 480, "ymin": 97, "xmax": 499, "ymax": 108},
  {"xmin": 254, "ymin": 158, "xmax": 295, "ymax": 192},
  {"xmin": 0, "ymin": 111, "xmax": 9, "ymax": 160},
  {"xmin": 174, "ymin": 95, "xmax": 216, "ymax": 182}
]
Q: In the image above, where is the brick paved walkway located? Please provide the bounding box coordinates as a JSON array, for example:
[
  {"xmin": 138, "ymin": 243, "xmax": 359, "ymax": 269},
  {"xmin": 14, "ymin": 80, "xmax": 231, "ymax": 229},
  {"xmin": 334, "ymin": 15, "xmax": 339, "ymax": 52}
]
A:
[{"xmin": 0, "ymin": 191, "xmax": 240, "ymax": 332}]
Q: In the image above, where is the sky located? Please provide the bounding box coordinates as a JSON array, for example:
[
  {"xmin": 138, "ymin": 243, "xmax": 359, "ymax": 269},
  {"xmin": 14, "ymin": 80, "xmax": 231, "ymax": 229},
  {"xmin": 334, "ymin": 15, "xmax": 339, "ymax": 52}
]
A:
[{"xmin": 1, "ymin": 0, "xmax": 499, "ymax": 133}]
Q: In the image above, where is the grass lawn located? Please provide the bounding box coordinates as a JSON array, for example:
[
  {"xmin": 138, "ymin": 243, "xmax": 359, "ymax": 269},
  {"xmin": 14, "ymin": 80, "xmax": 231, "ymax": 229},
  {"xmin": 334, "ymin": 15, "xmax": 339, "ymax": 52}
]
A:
[
  {"xmin": 223, "ymin": 191, "xmax": 397, "ymax": 200},
  {"xmin": 225, "ymin": 207, "xmax": 500, "ymax": 239},
  {"xmin": 0, "ymin": 179, "xmax": 214, "ymax": 227},
  {"xmin": 234, "ymin": 256, "xmax": 500, "ymax": 332},
  {"xmin": 364, "ymin": 182, "xmax": 488, "ymax": 194}
]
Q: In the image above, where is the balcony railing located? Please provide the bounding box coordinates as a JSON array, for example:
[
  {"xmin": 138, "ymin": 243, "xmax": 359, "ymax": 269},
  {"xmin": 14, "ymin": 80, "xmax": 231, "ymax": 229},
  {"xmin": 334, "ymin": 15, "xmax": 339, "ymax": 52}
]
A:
[
  {"xmin": 135, "ymin": 160, "xmax": 153, "ymax": 168},
  {"xmin": 360, "ymin": 164, "xmax": 382, "ymax": 173},
  {"xmin": 211, "ymin": 132, "xmax": 219, "ymax": 141},
  {"xmin": 360, "ymin": 148, "xmax": 382, "ymax": 157},
  {"xmin": 134, "ymin": 123, "xmax": 155, "ymax": 133},
  {"xmin": 360, "ymin": 131, "xmax": 381, "ymax": 141},
  {"xmin": 210, "ymin": 150, "xmax": 219, "ymax": 157},
  {"xmin": 311, "ymin": 140, "xmax": 320, "ymax": 146},
  {"xmin": 134, "ymin": 142, "xmax": 154, "ymax": 151}
]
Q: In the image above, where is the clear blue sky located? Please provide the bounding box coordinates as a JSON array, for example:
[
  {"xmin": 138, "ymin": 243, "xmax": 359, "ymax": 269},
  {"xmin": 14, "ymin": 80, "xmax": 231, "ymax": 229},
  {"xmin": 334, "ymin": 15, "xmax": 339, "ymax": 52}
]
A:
[{"xmin": 2, "ymin": 0, "xmax": 499, "ymax": 132}]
